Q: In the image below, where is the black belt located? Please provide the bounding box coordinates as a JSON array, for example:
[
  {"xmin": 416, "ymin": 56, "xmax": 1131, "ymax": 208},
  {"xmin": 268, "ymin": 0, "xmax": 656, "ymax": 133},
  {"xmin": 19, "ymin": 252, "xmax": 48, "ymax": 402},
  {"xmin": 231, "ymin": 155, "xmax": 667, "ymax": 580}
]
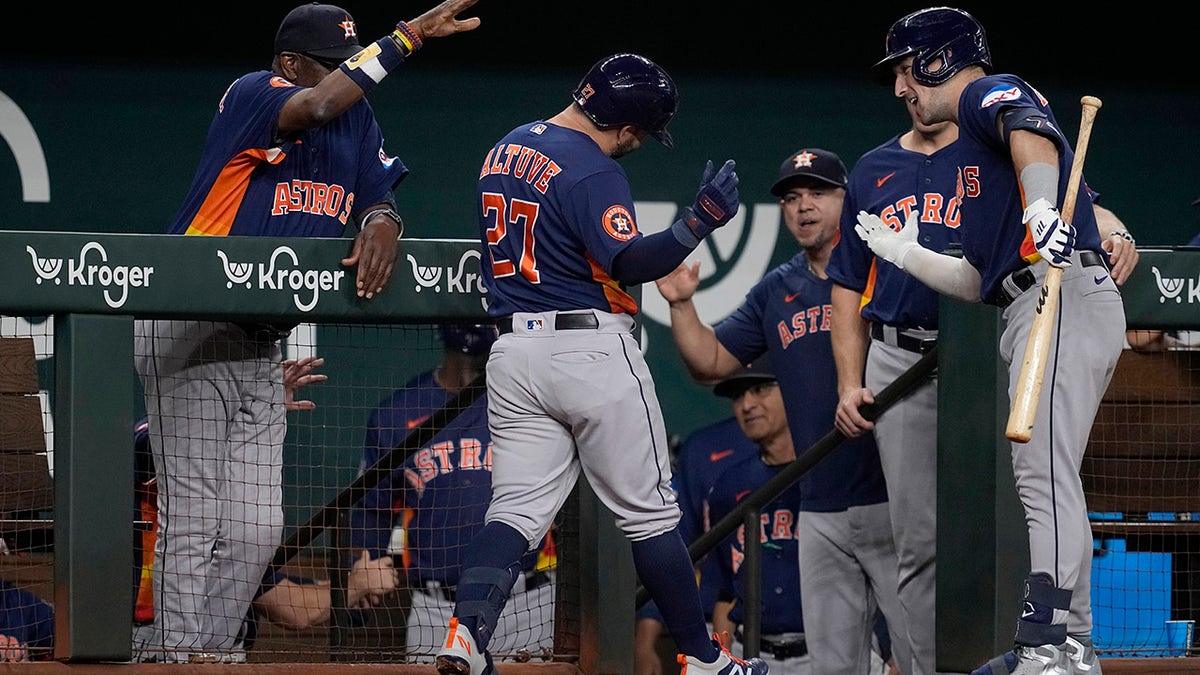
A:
[
  {"xmin": 496, "ymin": 311, "xmax": 599, "ymax": 335},
  {"xmin": 869, "ymin": 323, "xmax": 937, "ymax": 354},
  {"xmin": 736, "ymin": 631, "xmax": 807, "ymax": 660},
  {"xmin": 994, "ymin": 250, "xmax": 1107, "ymax": 308},
  {"xmin": 420, "ymin": 570, "xmax": 553, "ymax": 603}
]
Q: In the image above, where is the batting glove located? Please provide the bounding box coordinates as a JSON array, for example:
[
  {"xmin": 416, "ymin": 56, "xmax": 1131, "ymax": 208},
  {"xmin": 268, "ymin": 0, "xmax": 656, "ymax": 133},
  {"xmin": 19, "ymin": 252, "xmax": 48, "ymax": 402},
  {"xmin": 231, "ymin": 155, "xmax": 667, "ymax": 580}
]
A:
[
  {"xmin": 672, "ymin": 159, "xmax": 739, "ymax": 247},
  {"xmin": 1023, "ymin": 197, "xmax": 1075, "ymax": 268},
  {"xmin": 855, "ymin": 209, "xmax": 920, "ymax": 269}
]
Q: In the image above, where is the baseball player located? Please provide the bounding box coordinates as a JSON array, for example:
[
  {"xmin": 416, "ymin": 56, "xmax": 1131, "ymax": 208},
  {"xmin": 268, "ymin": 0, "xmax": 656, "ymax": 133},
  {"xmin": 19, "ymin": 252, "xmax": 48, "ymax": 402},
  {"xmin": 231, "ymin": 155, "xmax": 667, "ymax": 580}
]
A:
[
  {"xmin": 705, "ymin": 359, "xmax": 809, "ymax": 674},
  {"xmin": 829, "ymin": 15, "xmax": 1141, "ymax": 673},
  {"xmin": 132, "ymin": 1, "xmax": 479, "ymax": 661},
  {"xmin": 349, "ymin": 324, "xmax": 555, "ymax": 661},
  {"xmin": 657, "ymin": 148, "xmax": 910, "ymax": 674},
  {"xmin": 435, "ymin": 53, "xmax": 765, "ymax": 675},
  {"xmin": 855, "ymin": 7, "xmax": 1125, "ymax": 673},
  {"xmin": 132, "ymin": 361, "xmax": 401, "ymax": 662}
]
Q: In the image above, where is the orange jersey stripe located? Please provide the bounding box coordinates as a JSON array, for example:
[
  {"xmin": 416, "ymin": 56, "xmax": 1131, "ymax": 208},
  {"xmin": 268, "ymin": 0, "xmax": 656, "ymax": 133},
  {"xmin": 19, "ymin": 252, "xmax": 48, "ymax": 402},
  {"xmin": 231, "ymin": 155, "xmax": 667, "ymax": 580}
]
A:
[
  {"xmin": 184, "ymin": 146, "xmax": 286, "ymax": 236},
  {"xmin": 586, "ymin": 254, "xmax": 638, "ymax": 315}
]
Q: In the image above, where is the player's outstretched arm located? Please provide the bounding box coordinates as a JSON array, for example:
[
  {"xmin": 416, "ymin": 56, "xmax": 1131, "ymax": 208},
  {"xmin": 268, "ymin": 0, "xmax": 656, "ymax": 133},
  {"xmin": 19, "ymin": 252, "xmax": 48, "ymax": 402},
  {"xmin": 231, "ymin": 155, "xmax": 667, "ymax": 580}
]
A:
[
  {"xmin": 856, "ymin": 210, "xmax": 981, "ymax": 302},
  {"xmin": 278, "ymin": 0, "xmax": 481, "ymax": 134},
  {"xmin": 656, "ymin": 262, "xmax": 742, "ymax": 383}
]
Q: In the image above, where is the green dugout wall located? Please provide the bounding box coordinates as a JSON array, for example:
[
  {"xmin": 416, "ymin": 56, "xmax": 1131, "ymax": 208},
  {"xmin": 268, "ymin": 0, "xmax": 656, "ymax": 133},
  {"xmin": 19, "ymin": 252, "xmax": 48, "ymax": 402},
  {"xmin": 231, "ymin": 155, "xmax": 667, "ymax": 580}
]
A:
[{"xmin": 2, "ymin": 65, "xmax": 1199, "ymax": 441}]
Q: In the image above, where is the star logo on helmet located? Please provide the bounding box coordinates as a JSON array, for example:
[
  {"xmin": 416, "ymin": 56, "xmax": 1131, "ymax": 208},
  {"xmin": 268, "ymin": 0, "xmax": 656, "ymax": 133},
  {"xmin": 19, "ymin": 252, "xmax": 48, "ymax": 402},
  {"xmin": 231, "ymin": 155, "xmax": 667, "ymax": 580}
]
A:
[
  {"xmin": 339, "ymin": 16, "xmax": 357, "ymax": 39},
  {"xmin": 792, "ymin": 151, "xmax": 817, "ymax": 168},
  {"xmin": 578, "ymin": 84, "xmax": 595, "ymax": 102}
]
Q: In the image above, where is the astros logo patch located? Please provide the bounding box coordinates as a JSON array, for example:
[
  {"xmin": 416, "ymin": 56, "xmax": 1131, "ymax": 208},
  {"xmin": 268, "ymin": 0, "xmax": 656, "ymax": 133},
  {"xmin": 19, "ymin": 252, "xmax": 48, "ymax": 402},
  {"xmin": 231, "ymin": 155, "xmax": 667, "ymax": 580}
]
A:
[{"xmin": 602, "ymin": 205, "xmax": 637, "ymax": 241}]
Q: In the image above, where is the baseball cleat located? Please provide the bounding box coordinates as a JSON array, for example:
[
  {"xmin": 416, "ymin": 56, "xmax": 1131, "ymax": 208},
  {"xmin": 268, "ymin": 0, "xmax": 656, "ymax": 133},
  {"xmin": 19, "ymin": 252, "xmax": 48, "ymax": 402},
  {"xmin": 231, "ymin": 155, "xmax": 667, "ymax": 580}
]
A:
[
  {"xmin": 435, "ymin": 617, "xmax": 496, "ymax": 675},
  {"xmin": 1064, "ymin": 635, "xmax": 1102, "ymax": 675},
  {"xmin": 971, "ymin": 642, "xmax": 1070, "ymax": 675},
  {"xmin": 676, "ymin": 632, "xmax": 769, "ymax": 674}
]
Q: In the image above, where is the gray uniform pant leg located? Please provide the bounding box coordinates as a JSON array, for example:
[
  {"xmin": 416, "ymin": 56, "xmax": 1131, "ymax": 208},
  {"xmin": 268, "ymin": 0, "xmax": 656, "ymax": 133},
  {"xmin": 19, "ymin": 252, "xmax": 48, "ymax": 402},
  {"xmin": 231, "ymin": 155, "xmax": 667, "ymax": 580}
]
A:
[
  {"xmin": 798, "ymin": 504, "xmax": 907, "ymax": 675},
  {"xmin": 134, "ymin": 320, "xmax": 285, "ymax": 660},
  {"xmin": 867, "ymin": 341, "xmax": 938, "ymax": 675},
  {"xmin": 484, "ymin": 312, "xmax": 679, "ymax": 545},
  {"xmin": 999, "ymin": 261, "xmax": 1125, "ymax": 635}
]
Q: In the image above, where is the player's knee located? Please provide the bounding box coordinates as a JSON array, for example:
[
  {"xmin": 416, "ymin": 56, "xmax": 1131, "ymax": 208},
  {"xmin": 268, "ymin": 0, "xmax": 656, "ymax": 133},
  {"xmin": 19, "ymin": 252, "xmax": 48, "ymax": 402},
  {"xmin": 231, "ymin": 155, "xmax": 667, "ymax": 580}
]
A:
[{"xmin": 616, "ymin": 506, "xmax": 680, "ymax": 541}]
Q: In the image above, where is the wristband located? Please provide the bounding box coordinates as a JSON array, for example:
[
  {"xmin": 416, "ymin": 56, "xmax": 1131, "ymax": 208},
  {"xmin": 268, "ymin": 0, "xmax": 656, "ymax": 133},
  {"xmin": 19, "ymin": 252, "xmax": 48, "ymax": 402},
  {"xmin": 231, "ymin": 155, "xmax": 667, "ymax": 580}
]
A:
[
  {"xmin": 359, "ymin": 207, "xmax": 405, "ymax": 239},
  {"xmin": 391, "ymin": 21, "xmax": 423, "ymax": 57},
  {"xmin": 1108, "ymin": 230, "xmax": 1135, "ymax": 245},
  {"xmin": 338, "ymin": 37, "xmax": 405, "ymax": 94}
]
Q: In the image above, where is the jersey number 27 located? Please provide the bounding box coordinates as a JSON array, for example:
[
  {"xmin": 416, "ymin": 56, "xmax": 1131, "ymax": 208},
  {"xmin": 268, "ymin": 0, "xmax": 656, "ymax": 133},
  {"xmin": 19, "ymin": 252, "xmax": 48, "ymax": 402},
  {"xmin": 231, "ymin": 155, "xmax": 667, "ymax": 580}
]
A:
[{"xmin": 482, "ymin": 192, "xmax": 541, "ymax": 284}]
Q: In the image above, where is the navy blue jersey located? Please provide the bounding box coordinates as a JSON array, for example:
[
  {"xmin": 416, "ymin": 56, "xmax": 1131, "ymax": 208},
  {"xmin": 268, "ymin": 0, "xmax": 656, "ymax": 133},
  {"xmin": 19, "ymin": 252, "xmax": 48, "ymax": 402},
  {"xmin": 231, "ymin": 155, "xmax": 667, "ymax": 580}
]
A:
[
  {"xmin": 955, "ymin": 75, "xmax": 1104, "ymax": 304},
  {"xmin": 674, "ymin": 417, "xmax": 759, "ymax": 545},
  {"xmin": 0, "ymin": 580, "xmax": 54, "ymax": 654},
  {"xmin": 477, "ymin": 122, "xmax": 645, "ymax": 317},
  {"xmin": 713, "ymin": 253, "xmax": 889, "ymax": 511},
  {"xmin": 350, "ymin": 374, "xmax": 541, "ymax": 583},
  {"xmin": 676, "ymin": 417, "xmax": 758, "ymax": 618},
  {"xmin": 828, "ymin": 135, "xmax": 961, "ymax": 329},
  {"xmin": 169, "ymin": 71, "xmax": 408, "ymax": 237},
  {"xmin": 706, "ymin": 455, "xmax": 804, "ymax": 634}
]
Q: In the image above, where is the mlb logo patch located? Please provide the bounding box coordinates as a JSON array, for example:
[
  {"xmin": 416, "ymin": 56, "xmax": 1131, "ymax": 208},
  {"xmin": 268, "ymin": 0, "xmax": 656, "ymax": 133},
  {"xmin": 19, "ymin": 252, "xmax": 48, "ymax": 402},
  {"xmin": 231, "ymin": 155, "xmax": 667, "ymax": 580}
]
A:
[
  {"xmin": 525, "ymin": 319, "xmax": 545, "ymax": 331},
  {"xmin": 981, "ymin": 85, "xmax": 1023, "ymax": 108}
]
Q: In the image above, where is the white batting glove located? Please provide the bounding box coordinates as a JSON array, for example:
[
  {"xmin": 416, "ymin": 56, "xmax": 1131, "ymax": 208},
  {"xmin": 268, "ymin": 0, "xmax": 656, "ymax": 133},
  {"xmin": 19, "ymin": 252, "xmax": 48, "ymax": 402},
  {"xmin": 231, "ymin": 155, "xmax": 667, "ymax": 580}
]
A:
[
  {"xmin": 1023, "ymin": 197, "xmax": 1075, "ymax": 268},
  {"xmin": 855, "ymin": 210, "xmax": 920, "ymax": 269}
]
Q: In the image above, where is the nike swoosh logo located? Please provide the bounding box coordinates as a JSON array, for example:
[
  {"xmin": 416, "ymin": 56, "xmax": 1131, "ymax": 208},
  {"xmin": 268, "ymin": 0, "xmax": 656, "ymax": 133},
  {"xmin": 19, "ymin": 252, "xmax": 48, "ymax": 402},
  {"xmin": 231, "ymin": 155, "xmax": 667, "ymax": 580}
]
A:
[
  {"xmin": 1021, "ymin": 601, "xmax": 1036, "ymax": 618},
  {"xmin": 876, "ymin": 171, "xmax": 897, "ymax": 188},
  {"xmin": 710, "ymin": 449, "xmax": 735, "ymax": 462},
  {"xmin": 407, "ymin": 415, "xmax": 431, "ymax": 429},
  {"xmin": 735, "ymin": 490, "xmax": 751, "ymax": 501},
  {"xmin": 1094, "ymin": 275, "xmax": 1107, "ymax": 285},
  {"xmin": 785, "ymin": 291, "xmax": 801, "ymax": 302}
]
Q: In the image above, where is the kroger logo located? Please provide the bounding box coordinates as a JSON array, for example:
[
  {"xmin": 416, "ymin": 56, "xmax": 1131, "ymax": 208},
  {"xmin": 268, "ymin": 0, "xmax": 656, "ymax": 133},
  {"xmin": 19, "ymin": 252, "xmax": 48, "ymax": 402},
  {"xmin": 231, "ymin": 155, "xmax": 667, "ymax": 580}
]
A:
[
  {"xmin": 407, "ymin": 249, "xmax": 486, "ymax": 298},
  {"xmin": 216, "ymin": 246, "xmax": 345, "ymax": 312},
  {"xmin": 26, "ymin": 242, "xmax": 154, "ymax": 309},
  {"xmin": 1151, "ymin": 266, "xmax": 1200, "ymax": 304}
]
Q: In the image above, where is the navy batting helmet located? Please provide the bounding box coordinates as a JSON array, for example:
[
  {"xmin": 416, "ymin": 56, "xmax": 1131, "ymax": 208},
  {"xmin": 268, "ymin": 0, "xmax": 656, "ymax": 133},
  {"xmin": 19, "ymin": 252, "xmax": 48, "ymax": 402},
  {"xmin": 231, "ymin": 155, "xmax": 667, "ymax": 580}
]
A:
[
  {"xmin": 439, "ymin": 323, "xmax": 497, "ymax": 357},
  {"xmin": 873, "ymin": 7, "xmax": 991, "ymax": 86},
  {"xmin": 572, "ymin": 53, "xmax": 678, "ymax": 148}
]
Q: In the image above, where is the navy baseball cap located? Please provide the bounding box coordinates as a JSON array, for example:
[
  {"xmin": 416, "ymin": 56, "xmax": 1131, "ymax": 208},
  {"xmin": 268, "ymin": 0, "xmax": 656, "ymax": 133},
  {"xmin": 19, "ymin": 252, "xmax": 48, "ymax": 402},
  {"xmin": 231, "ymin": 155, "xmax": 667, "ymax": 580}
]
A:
[
  {"xmin": 274, "ymin": 3, "xmax": 363, "ymax": 60},
  {"xmin": 713, "ymin": 356, "xmax": 776, "ymax": 399},
  {"xmin": 770, "ymin": 148, "xmax": 848, "ymax": 196}
]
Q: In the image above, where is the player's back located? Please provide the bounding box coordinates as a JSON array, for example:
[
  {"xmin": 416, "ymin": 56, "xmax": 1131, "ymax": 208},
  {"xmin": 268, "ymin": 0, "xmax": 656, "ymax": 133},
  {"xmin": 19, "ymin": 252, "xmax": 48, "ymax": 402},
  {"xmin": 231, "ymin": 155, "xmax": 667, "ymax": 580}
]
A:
[{"xmin": 476, "ymin": 121, "xmax": 640, "ymax": 317}]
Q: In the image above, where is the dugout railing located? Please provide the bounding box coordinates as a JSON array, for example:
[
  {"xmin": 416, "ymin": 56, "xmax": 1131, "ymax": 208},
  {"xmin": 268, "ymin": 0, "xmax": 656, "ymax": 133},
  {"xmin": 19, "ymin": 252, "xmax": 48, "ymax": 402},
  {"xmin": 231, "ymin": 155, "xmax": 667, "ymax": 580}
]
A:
[{"xmin": 0, "ymin": 230, "xmax": 636, "ymax": 673}]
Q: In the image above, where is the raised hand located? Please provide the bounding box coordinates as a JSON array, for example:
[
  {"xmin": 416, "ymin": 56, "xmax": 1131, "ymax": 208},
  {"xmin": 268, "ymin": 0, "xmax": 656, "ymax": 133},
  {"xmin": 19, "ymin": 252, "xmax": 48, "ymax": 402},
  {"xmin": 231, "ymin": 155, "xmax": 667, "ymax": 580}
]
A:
[
  {"xmin": 1023, "ymin": 197, "xmax": 1075, "ymax": 268},
  {"xmin": 655, "ymin": 261, "xmax": 702, "ymax": 304},
  {"xmin": 282, "ymin": 356, "xmax": 327, "ymax": 411},
  {"xmin": 673, "ymin": 160, "xmax": 739, "ymax": 247},
  {"xmin": 407, "ymin": 0, "xmax": 482, "ymax": 42},
  {"xmin": 855, "ymin": 209, "xmax": 920, "ymax": 269}
]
